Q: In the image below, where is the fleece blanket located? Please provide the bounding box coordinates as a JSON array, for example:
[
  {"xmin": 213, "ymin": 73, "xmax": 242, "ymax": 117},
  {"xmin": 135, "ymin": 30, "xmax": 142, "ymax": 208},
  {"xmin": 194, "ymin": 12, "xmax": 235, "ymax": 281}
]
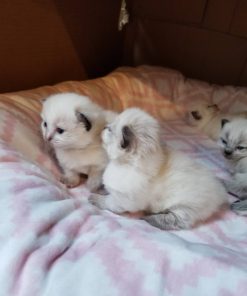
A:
[{"xmin": 0, "ymin": 66, "xmax": 246, "ymax": 296}]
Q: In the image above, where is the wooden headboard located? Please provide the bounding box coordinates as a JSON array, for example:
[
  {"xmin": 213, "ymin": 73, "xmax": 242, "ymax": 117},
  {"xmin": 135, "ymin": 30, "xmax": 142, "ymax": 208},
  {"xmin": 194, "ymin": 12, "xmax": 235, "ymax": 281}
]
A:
[
  {"xmin": 124, "ymin": 0, "xmax": 247, "ymax": 86},
  {"xmin": 1, "ymin": 0, "xmax": 247, "ymax": 92}
]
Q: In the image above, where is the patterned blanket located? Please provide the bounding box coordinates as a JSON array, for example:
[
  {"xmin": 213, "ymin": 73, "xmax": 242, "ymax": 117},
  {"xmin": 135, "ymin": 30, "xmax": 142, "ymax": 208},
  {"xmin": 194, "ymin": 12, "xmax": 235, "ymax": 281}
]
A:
[{"xmin": 0, "ymin": 66, "xmax": 246, "ymax": 296}]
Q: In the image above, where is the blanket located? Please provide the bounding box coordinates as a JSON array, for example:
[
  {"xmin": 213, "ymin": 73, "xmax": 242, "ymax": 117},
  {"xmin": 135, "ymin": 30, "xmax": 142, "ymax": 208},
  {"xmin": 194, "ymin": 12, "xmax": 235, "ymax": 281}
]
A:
[{"xmin": 0, "ymin": 66, "xmax": 246, "ymax": 296}]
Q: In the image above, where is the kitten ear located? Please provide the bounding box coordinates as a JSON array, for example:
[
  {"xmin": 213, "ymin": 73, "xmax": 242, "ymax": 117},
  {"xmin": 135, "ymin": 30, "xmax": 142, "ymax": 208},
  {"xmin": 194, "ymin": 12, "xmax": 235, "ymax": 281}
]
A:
[
  {"xmin": 191, "ymin": 111, "xmax": 202, "ymax": 120},
  {"xmin": 121, "ymin": 125, "xmax": 134, "ymax": 150},
  {"xmin": 221, "ymin": 118, "xmax": 229, "ymax": 128},
  {"xmin": 75, "ymin": 111, "xmax": 92, "ymax": 131}
]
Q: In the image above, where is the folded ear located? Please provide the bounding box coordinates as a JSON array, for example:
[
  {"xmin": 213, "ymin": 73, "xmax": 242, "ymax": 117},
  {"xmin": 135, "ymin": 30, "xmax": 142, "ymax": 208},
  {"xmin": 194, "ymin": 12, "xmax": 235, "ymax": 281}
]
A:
[
  {"xmin": 221, "ymin": 118, "xmax": 229, "ymax": 128},
  {"xmin": 191, "ymin": 110, "xmax": 202, "ymax": 120},
  {"xmin": 121, "ymin": 125, "xmax": 134, "ymax": 150},
  {"xmin": 75, "ymin": 111, "xmax": 92, "ymax": 131}
]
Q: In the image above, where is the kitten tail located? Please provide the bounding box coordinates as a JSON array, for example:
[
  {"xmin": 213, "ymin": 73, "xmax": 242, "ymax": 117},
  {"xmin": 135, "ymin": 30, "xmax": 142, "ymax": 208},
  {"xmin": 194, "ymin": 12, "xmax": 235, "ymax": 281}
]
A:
[{"xmin": 142, "ymin": 206, "xmax": 196, "ymax": 230}]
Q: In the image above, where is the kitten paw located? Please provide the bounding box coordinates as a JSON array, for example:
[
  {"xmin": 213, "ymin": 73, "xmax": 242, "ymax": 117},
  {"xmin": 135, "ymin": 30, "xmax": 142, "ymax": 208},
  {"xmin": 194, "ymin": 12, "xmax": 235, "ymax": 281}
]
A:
[
  {"xmin": 89, "ymin": 193, "xmax": 106, "ymax": 209},
  {"xmin": 223, "ymin": 179, "xmax": 237, "ymax": 193},
  {"xmin": 60, "ymin": 175, "xmax": 80, "ymax": 188},
  {"xmin": 231, "ymin": 199, "xmax": 247, "ymax": 216},
  {"xmin": 86, "ymin": 177, "xmax": 102, "ymax": 192},
  {"xmin": 223, "ymin": 179, "xmax": 247, "ymax": 198}
]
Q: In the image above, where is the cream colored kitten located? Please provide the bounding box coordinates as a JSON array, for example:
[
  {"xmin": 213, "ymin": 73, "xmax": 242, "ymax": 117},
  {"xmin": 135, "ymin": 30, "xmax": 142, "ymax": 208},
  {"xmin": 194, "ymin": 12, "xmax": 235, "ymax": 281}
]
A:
[
  {"xmin": 219, "ymin": 118, "xmax": 247, "ymax": 216},
  {"xmin": 41, "ymin": 93, "xmax": 116, "ymax": 190},
  {"xmin": 90, "ymin": 108, "xmax": 227, "ymax": 230},
  {"xmin": 186, "ymin": 100, "xmax": 247, "ymax": 140}
]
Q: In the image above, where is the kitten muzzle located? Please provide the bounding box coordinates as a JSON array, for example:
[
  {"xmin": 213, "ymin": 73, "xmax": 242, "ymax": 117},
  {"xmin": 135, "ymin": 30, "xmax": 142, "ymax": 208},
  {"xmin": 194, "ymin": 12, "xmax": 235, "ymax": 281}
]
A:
[{"xmin": 224, "ymin": 149, "xmax": 233, "ymax": 158}]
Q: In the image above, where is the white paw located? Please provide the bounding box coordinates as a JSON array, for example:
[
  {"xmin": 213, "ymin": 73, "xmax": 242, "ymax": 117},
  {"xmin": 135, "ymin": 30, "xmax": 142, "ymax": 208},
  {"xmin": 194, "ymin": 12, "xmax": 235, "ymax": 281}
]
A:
[
  {"xmin": 223, "ymin": 179, "xmax": 235, "ymax": 192},
  {"xmin": 86, "ymin": 176, "xmax": 102, "ymax": 192},
  {"xmin": 89, "ymin": 194, "xmax": 106, "ymax": 209}
]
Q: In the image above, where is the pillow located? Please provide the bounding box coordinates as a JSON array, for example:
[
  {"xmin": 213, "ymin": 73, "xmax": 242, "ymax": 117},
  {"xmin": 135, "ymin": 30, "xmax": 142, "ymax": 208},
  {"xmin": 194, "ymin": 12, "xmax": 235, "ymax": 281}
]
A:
[{"xmin": 1, "ymin": 65, "xmax": 247, "ymax": 174}]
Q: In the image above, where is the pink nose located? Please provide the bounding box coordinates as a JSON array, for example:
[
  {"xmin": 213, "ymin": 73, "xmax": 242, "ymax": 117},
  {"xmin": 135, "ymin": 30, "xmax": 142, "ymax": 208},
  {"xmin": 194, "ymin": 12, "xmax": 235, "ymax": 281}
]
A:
[{"xmin": 47, "ymin": 135, "xmax": 52, "ymax": 141}]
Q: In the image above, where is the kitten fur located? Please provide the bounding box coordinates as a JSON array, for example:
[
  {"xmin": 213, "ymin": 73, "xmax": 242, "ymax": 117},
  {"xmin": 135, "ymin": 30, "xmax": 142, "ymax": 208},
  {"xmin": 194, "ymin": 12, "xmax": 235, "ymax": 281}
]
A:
[
  {"xmin": 185, "ymin": 100, "xmax": 247, "ymax": 140},
  {"xmin": 90, "ymin": 108, "xmax": 227, "ymax": 230},
  {"xmin": 231, "ymin": 200, "xmax": 247, "ymax": 216},
  {"xmin": 41, "ymin": 92, "xmax": 116, "ymax": 190},
  {"xmin": 219, "ymin": 117, "xmax": 247, "ymax": 215}
]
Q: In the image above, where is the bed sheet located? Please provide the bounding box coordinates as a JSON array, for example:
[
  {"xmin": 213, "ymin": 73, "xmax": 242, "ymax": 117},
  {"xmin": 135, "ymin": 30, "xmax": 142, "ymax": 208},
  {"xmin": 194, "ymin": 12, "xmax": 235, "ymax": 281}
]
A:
[{"xmin": 0, "ymin": 66, "xmax": 246, "ymax": 296}]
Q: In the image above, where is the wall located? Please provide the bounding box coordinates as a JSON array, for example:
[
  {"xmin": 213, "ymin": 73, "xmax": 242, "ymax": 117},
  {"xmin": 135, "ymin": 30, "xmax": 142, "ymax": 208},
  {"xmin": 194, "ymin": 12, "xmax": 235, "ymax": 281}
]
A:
[
  {"xmin": 54, "ymin": 0, "xmax": 124, "ymax": 79},
  {"xmin": 0, "ymin": 0, "xmax": 123, "ymax": 92},
  {"xmin": 2, "ymin": 0, "xmax": 247, "ymax": 92},
  {"xmin": 125, "ymin": 0, "xmax": 247, "ymax": 86}
]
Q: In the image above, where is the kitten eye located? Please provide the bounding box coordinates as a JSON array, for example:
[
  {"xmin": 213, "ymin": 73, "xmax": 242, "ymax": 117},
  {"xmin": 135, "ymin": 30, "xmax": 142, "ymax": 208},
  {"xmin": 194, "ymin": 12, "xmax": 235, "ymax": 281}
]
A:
[
  {"xmin": 43, "ymin": 121, "xmax": 47, "ymax": 128},
  {"xmin": 221, "ymin": 138, "xmax": 227, "ymax": 145},
  {"xmin": 105, "ymin": 125, "xmax": 111, "ymax": 132},
  {"xmin": 236, "ymin": 145, "xmax": 246, "ymax": 151},
  {"xmin": 56, "ymin": 127, "xmax": 64, "ymax": 134}
]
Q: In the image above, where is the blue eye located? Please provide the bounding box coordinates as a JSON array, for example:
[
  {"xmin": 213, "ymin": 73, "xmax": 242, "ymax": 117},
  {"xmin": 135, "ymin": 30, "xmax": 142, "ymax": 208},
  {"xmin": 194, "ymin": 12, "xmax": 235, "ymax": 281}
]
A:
[
  {"xmin": 237, "ymin": 146, "xmax": 246, "ymax": 151},
  {"xmin": 221, "ymin": 138, "xmax": 227, "ymax": 144},
  {"xmin": 56, "ymin": 127, "xmax": 64, "ymax": 134}
]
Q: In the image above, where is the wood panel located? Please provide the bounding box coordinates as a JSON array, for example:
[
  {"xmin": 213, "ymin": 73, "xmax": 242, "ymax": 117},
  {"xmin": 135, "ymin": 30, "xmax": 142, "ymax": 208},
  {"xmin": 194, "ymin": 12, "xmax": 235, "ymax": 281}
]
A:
[
  {"xmin": 203, "ymin": 0, "xmax": 237, "ymax": 32},
  {"xmin": 125, "ymin": 0, "xmax": 247, "ymax": 86},
  {"xmin": 230, "ymin": 0, "xmax": 247, "ymax": 38},
  {"xmin": 132, "ymin": 0, "xmax": 207, "ymax": 23},
  {"xmin": 54, "ymin": 0, "xmax": 123, "ymax": 79},
  {"xmin": 0, "ymin": 0, "xmax": 86, "ymax": 92},
  {"xmin": 131, "ymin": 20, "xmax": 247, "ymax": 85}
]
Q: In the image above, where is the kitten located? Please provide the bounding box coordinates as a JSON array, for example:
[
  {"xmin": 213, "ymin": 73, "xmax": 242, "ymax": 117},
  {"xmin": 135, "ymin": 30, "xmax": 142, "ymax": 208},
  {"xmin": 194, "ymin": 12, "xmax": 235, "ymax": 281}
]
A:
[
  {"xmin": 219, "ymin": 118, "xmax": 247, "ymax": 215},
  {"xmin": 90, "ymin": 108, "xmax": 227, "ymax": 230},
  {"xmin": 186, "ymin": 101, "xmax": 247, "ymax": 140},
  {"xmin": 41, "ymin": 92, "xmax": 116, "ymax": 190},
  {"xmin": 231, "ymin": 199, "xmax": 247, "ymax": 216}
]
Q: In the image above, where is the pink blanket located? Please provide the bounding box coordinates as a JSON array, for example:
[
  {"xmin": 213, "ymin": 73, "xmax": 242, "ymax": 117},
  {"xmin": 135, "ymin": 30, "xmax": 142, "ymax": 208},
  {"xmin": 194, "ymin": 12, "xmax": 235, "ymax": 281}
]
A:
[{"xmin": 0, "ymin": 66, "xmax": 246, "ymax": 296}]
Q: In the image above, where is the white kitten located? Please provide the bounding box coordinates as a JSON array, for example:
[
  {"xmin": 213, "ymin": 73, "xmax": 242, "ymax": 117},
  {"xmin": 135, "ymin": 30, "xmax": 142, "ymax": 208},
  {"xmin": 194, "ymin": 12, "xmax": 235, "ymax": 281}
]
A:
[
  {"xmin": 90, "ymin": 108, "xmax": 227, "ymax": 230},
  {"xmin": 219, "ymin": 118, "xmax": 247, "ymax": 215},
  {"xmin": 186, "ymin": 101, "xmax": 247, "ymax": 140},
  {"xmin": 41, "ymin": 93, "xmax": 115, "ymax": 190}
]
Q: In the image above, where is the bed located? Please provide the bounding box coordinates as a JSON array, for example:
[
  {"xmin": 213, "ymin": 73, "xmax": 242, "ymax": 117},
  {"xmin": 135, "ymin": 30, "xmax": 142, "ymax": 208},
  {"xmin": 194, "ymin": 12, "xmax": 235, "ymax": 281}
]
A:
[{"xmin": 0, "ymin": 66, "xmax": 246, "ymax": 296}]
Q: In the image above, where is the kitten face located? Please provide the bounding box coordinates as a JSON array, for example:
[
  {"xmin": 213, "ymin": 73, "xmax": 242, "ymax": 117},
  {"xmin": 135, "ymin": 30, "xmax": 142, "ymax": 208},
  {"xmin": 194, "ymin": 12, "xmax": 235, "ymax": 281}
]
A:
[
  {"xmin": 102, "ymin": 123, "xmax": 134, "ymax": 160},
  {"xmin": 219, "ymin": 118, "xmax": 247, "ymax": 161},
  {"xmin": 186, "ymin": 102, "xmax": 219, "ymax": 127},
  {"xmin": 102, "ymin": 108, "xmax": 160, "ymax": 161},
  {"xmin": 41, "ymin": 93, "xmax": 101, "ymax": 149}
]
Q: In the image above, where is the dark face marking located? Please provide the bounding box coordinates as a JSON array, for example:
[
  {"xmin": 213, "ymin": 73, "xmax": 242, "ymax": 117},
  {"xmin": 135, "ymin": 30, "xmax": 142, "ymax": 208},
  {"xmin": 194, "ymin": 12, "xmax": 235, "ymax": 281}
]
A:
[
  {"xmin": 76, "ymin": 111, "xmax": 92, "ymax": 131},
  {"xmin": 121, "ymin": 125, "xmax": 133, "ymax": 150},
  {"xmin": 191, "ymin": 111, "xmax": 202, "ymax": 120},
  {"xmin": 221, "ymin": 118, "xmax": 229, "ymax": 129},
  {"xmin": 56, "ymin": 127, "xmax": 64, "ymax": 134}
]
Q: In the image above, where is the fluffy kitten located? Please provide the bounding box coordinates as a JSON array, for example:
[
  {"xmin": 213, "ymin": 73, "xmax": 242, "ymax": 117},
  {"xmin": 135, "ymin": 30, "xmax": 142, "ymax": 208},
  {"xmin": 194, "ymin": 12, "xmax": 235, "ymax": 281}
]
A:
[
  {"xmin": 90, "ymin": 108, "xmax": 227, "ymax": 230},
  {"xmin": 41, "ymin": 92, "xmax": 115, "ymax": 190},
  {"xmin": 186, "ymin": 101, "xmax": 247, "ymax": 140},
  {"xmin": 219, "ymin": 118, "xmax": 247, "ymax": 215}
]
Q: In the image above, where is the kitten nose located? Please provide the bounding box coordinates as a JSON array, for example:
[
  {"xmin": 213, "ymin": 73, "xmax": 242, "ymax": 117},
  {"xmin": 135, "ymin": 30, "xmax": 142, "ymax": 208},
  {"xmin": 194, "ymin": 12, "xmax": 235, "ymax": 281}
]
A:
[
  {"xmin": 224, "ymin": 150, "xmax": 232, "ymax": 156},
  {"xmin": 47, "ymin": 135, "xmax": 53, "ymax": 141}
]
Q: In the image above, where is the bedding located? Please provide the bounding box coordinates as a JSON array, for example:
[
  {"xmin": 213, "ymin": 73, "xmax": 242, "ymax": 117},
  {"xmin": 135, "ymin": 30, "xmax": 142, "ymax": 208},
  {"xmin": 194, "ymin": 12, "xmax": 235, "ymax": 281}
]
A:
[{"xmin": 0, "ymin": 66, "xmax": 246, "ymax": 296}]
